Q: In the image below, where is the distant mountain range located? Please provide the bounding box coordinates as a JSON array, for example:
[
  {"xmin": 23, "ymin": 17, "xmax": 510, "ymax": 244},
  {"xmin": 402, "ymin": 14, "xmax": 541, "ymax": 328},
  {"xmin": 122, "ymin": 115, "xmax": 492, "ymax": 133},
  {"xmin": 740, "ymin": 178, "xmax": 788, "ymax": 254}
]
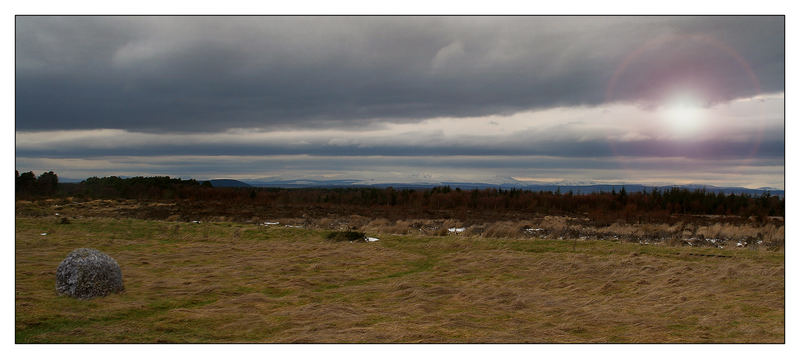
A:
[
  {"xmin": 208, "ymin": 179, "xmax": 252, "ymax": 188},
  {"xmin": 220, "ymin": 178, "xmax": 784, "ymax": 197},
  {"xmin": 60, "ymin": 175, "xmax": 783, "ymax": 197}
]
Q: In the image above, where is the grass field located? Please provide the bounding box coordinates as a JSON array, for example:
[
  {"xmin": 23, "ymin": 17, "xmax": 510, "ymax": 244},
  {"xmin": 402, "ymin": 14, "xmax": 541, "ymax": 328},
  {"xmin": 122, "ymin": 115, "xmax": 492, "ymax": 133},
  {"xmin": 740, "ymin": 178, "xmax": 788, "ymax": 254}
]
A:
[{"xmin": 15, "ymin": 216, "xmax": 784, "ymax": 343}]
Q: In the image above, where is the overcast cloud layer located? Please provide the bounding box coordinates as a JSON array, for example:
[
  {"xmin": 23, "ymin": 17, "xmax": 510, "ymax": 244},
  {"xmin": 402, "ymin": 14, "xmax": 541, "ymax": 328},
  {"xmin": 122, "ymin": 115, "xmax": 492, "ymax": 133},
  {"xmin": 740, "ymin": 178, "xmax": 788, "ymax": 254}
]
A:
[
  {"xmin": 17, "ymin": 16, "xmax": 783, "ymax": 132},
  {"xmin": 15, "ymin": 16, "xmax": 784, "ymax": 188}
]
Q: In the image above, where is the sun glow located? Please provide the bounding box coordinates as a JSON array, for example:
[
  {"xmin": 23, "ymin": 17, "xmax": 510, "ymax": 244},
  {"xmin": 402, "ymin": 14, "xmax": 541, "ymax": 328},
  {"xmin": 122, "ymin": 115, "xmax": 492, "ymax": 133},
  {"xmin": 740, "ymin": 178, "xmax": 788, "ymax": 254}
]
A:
[{"xmin": 661, "ymin": 93, "xmax": 706, "ymax": 135}]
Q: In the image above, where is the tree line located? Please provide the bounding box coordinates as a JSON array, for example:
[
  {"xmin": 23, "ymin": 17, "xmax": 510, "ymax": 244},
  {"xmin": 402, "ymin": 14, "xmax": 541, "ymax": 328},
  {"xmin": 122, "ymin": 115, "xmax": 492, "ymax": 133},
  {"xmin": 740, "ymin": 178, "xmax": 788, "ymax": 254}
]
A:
[
  {"xmin": 15, "ymin": 171, "xmax": 784, "ymax": 222},
  {"xmin": 15, "ymin": 170, "xmax": 59, "ymax": 196}
]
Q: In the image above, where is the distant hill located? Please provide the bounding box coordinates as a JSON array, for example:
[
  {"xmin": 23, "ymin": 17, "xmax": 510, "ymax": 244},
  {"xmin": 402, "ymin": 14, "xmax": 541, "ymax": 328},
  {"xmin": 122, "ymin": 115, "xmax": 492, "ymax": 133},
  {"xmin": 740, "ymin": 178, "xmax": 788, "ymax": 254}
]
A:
[
  {"xmin": 236, "ymin": 179, "xmax": 783, "ymax": 197},
  {"xmin": 58, "ymin": 174, "xmax": 781, "ymax": 197},
  {"xmin": 208, "ymin": 179, "xmax": 252, "ymax": 188},
  {"xmin": 244, "ymin": 179, "xmax": 368, "ymax": 188}
]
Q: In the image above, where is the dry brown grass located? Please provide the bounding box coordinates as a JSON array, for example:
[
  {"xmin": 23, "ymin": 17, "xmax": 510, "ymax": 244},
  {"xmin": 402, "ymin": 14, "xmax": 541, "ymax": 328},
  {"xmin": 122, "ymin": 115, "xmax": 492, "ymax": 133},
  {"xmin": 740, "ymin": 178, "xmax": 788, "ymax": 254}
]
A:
[
  {"xmin": 16, "ymin": 213, "xmax": 783, "ymax": 343},
  {"xmin": 19, "ymin": 199, "xmax": 783, "ymax": 248}
]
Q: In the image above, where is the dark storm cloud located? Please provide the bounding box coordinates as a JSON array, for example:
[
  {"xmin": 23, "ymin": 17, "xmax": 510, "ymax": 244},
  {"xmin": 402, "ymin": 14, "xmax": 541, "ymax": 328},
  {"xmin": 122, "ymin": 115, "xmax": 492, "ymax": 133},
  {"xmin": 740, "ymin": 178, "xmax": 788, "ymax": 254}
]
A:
[{"xmin": 16, "ymin": 16, "xmax": 783, "ymax": 132}]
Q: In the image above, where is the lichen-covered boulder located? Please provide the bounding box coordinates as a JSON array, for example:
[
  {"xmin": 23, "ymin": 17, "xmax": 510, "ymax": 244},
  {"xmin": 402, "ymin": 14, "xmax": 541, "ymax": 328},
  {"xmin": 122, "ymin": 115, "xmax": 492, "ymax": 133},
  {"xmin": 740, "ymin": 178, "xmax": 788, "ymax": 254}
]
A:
[{"xmin": 56, "ymin": 248, "xmax": 124, "ymax": 299}]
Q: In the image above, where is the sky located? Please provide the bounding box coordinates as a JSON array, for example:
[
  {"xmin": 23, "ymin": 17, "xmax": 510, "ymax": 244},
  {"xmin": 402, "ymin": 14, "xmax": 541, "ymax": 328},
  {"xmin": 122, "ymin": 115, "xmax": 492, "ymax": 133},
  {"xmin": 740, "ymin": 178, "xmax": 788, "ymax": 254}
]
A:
[{"xmin": 15, "ymin": 16, "xmax": 785, "ymax": 188}]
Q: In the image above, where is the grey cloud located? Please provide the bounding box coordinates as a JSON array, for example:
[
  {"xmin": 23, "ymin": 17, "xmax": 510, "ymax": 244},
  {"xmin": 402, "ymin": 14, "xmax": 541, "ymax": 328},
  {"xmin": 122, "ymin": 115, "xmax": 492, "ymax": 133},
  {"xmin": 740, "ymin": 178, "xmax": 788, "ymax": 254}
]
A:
[
  {"xmin": 15, "ymin": 154, "xmax": 780, "ymax": 175},
  {"xmin": 14, "ymin": 133, "xmax": 785, "ymax": 161},
  {"xmin": 16, "ymin": 16, "xmax": 784, "ymax": 132}
]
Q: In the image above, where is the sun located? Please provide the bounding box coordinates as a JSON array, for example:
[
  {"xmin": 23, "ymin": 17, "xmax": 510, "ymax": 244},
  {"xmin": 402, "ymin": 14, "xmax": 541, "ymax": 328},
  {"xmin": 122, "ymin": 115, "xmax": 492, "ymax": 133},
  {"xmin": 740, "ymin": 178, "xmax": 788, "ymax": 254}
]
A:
[{"xmin": 660, "ymin": 93, "xmax": 706, "ymax": 135}]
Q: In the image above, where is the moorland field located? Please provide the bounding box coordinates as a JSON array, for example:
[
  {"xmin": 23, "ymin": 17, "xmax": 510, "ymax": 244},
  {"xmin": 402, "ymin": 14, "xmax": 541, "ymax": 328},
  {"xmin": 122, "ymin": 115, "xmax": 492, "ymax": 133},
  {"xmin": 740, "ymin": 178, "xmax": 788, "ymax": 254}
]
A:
[{"xmin": 15, "ymin": 174, "xmax": 784, "ymax": 343}]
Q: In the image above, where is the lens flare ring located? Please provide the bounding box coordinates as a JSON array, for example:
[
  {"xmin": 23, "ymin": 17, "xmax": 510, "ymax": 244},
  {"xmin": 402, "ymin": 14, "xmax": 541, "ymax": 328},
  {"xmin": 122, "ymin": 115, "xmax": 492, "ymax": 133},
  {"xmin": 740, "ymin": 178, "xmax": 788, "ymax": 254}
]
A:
[{"xmin": 603, "ymin": 33, "xmax": 764, "ymax": 177}]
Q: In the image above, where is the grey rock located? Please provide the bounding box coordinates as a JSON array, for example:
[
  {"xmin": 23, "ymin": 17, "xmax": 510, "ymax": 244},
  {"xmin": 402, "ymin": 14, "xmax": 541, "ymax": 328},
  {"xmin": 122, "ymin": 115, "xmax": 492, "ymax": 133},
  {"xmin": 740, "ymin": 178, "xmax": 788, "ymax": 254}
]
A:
[{"xmin": 56, "ymin": 248, "xmax": 124, "ymax": 299}]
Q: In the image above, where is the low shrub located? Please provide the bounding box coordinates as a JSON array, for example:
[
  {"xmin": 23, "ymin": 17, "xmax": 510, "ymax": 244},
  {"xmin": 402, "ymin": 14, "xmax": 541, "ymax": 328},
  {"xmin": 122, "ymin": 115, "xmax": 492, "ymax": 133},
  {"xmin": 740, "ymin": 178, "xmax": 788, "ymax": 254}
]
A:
[{"xmin": 326, "ymin": 231, "xmax": 367, "ymax": 242}]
